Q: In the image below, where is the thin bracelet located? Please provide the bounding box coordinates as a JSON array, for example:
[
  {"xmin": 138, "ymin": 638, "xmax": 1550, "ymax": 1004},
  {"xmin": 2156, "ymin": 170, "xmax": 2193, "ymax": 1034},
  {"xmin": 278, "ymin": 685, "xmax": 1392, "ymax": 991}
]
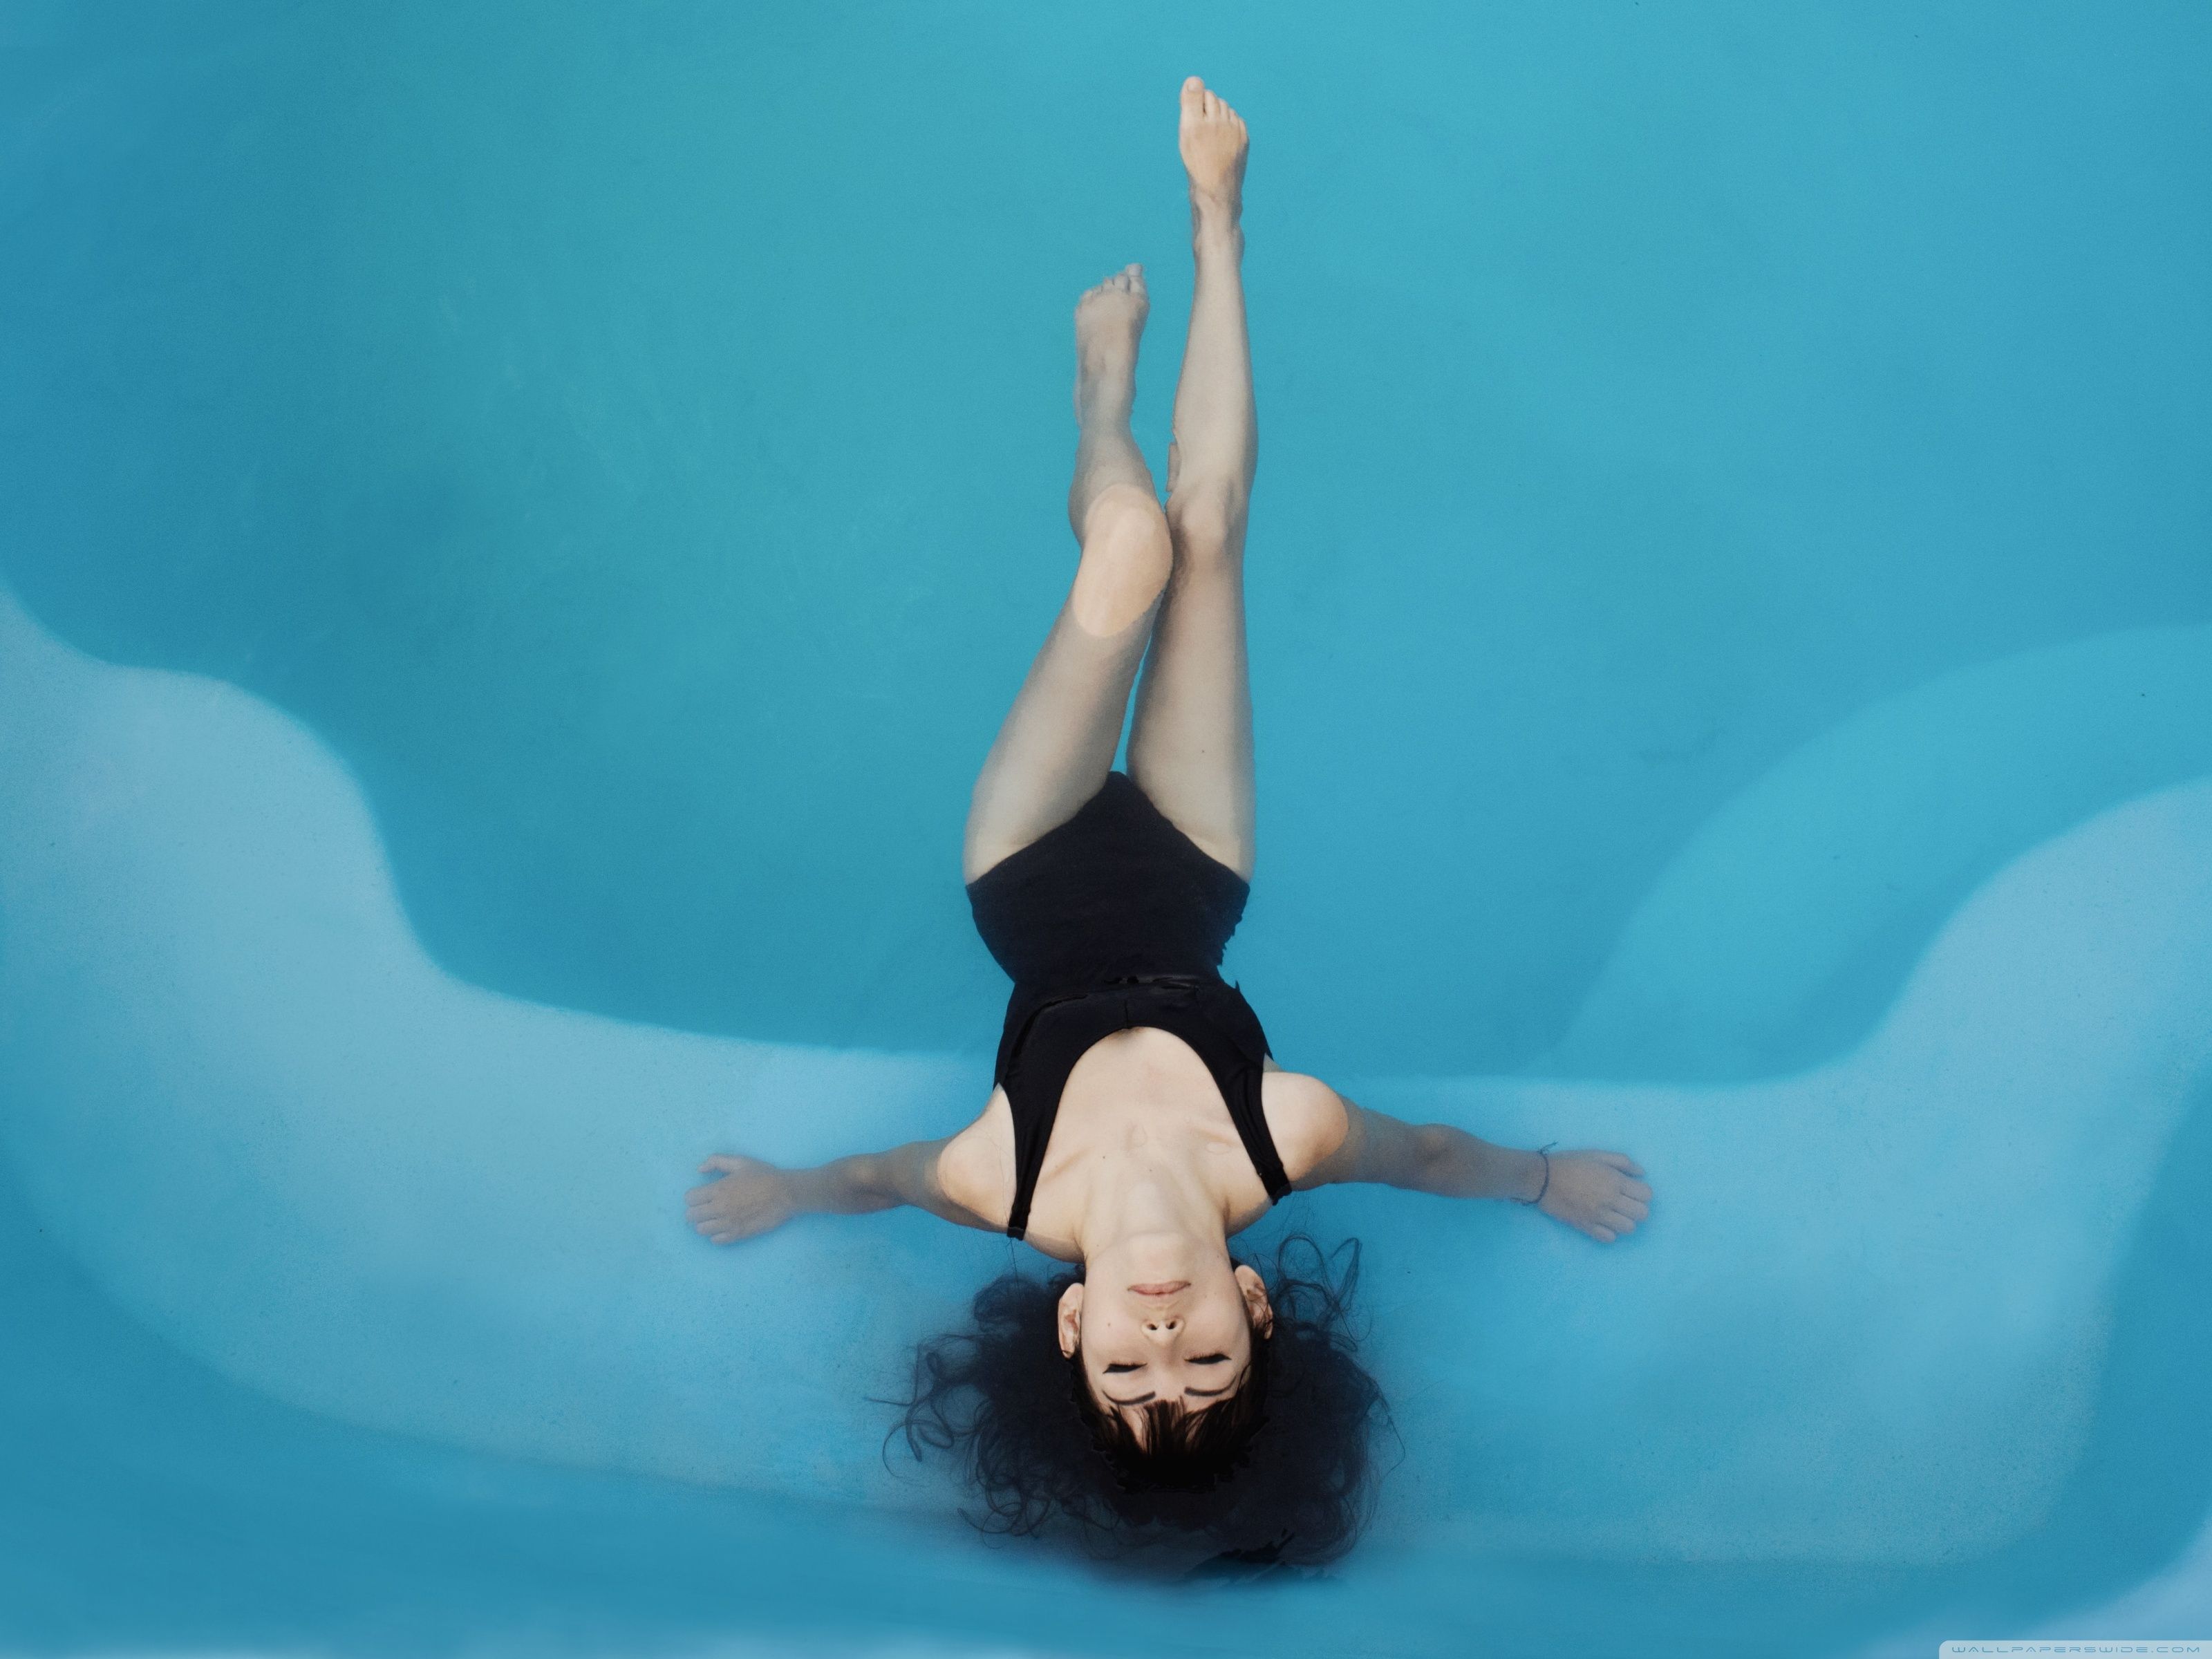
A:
[{"xmin": 1513, "ymin": 1142, "xmax": 1558, "ymax": 1207}]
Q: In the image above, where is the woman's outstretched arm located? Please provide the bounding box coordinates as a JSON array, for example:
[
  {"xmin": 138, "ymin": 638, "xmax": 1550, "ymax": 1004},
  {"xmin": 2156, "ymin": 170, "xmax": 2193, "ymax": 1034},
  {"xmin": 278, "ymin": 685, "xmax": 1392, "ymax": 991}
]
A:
[
  {"xmin": 685, "ymin": 1139, "xmax": 993, "ymax": 1245},
  {"xmin": 1293, "ymin": 1091, "xmax": 1653, "ymax": 1244}
]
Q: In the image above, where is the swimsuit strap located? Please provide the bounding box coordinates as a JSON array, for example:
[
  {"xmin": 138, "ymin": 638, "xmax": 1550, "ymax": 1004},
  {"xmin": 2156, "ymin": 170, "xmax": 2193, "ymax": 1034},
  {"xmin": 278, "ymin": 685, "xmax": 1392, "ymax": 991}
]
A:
[{"xmin": 1001, "ymin": 975, "xmax": 1288, "ymax": 1242}]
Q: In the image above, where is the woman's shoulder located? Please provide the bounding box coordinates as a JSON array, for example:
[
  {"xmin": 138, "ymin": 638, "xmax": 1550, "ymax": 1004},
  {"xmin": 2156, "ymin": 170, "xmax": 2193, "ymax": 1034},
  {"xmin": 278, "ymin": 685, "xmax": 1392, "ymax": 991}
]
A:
[
  {"xmin": 1258, "ymin": 1067, "xmax": 1353, "ymax": 1184},
  {"xmin": 935, "ymin": 1087, "xmax": 1016, "ymax": 1229}
]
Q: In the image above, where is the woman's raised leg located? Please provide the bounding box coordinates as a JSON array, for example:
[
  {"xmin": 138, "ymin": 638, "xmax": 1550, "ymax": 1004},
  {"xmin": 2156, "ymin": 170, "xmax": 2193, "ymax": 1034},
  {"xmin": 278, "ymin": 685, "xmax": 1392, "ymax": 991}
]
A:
[
  {"xmin": 963, "ymin": 266, "xmax": 1175, "ymax": 883},
  {"xmin": 1127, "ymin": 78, "xmax": 1259, "ymax": 881}
]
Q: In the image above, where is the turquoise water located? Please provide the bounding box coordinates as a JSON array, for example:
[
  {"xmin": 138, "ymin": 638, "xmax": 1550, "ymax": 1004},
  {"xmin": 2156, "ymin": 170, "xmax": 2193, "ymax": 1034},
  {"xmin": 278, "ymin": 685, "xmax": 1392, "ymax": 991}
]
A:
[{"xmin": 3, "ymin": 3, "xmax": 2210, "ymax": 1655}]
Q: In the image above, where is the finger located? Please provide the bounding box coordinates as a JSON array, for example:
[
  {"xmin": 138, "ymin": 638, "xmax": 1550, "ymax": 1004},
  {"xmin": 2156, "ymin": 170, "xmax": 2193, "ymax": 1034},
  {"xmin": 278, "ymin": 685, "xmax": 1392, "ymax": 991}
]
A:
[
  {"xmin": 1590, "ymin": 1224, "xmax": 1618, "ymax": 1244},
  {"xmin": 1622, "ymin": 1179, "xmax": 1653, "ymax": 1202},
  {"xmin": 1602, "ymin": 1207, "xmax": 1639, "ymax": 1234},
  {"xmin": 700, "ymin": 1154, "xmax": 747, "ymax": 1174},
  {"xmin": 1615, "ymin": 1197, "xmax": 1650, "ymax": 1222}
]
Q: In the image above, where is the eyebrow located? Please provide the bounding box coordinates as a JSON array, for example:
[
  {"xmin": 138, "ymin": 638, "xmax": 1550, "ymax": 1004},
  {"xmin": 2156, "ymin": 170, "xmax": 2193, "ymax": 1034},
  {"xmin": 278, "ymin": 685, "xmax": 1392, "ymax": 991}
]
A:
[{"xmin": 1103, "ymin": 1360, "xmax": 1239, "ymax": 1408}]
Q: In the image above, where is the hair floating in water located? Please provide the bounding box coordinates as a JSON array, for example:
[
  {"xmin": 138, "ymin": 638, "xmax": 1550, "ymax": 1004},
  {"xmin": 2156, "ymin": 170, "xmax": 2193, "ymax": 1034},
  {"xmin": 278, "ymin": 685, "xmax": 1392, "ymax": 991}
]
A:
[{"xmin": 884, "ymin": 1232, "xmax": 1393, "ymax": 1574}]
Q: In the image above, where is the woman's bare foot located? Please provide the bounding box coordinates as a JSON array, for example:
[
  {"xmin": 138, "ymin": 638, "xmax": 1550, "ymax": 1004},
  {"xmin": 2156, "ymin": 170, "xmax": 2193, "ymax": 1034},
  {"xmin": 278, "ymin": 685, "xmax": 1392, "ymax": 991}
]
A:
[
  {"xmin": 1073, "ymin": 263, "xmax": 1147, "ymax": 424},
  {"xmin": 1179, "ymin": 76, "xmax": 1248, "ymax": 226}
]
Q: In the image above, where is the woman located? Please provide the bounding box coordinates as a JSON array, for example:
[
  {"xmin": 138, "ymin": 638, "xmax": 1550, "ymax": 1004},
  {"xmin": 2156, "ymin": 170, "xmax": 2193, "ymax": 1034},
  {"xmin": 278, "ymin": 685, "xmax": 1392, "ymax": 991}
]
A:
[{"xmin": 686, "ymin": 76, "xmax": 1653, "ymax": 1567}]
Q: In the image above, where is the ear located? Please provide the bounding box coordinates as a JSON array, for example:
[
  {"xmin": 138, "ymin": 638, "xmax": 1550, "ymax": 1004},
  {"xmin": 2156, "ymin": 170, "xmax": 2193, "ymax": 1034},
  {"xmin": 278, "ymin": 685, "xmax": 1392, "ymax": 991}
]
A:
[
  {"xmin": 1056, "ymin": 1281, "xmax": 1085, "ymax": 1360},
  {"xmin": 1234, "ymin": 1264, "xmax": 1274, "ymax": 1339}
]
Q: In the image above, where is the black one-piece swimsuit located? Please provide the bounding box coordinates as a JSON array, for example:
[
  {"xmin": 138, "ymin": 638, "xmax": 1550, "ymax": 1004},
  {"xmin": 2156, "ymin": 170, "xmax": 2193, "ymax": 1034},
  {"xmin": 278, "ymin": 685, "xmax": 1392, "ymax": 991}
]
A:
[{"xmin": 965, "ymin": 771, "xmax": 1293, "ymax": 1241}]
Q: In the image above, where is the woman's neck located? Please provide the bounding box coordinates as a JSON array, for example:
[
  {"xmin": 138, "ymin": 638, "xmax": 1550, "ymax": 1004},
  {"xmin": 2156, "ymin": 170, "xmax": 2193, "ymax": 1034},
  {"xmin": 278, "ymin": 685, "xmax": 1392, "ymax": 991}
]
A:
[{"xmin": 1069, "ymin": 1152, "xmax": 1230, "ymax": 1264}]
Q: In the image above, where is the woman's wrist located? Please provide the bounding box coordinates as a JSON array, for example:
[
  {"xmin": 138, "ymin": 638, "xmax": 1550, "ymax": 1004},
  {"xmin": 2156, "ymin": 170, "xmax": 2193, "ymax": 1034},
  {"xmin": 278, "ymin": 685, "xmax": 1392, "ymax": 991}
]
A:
[
  {"xmin": 1424, "ymin": 1130, "xmax": 1536, "ymax": 1202},
  {"xmin": 1508, "ymin": 1143, "xmax": 1557, "ymax": 1207}
]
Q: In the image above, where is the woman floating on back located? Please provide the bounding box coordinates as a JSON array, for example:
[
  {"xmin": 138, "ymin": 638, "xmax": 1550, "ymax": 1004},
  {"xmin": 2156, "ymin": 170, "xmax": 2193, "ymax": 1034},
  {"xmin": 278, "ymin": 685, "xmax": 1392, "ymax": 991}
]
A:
[{"xmin": 687, "ymin": 76, "xmax": 1652, "ymax": 1570}]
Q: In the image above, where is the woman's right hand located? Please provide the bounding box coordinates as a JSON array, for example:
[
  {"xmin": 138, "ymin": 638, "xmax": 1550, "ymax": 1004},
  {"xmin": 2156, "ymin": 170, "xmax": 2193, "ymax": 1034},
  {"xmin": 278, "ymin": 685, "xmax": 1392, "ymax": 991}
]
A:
[
  {"xmin": 686, "ymin": 1153, "xmax": 800, "ymax": 1244},
  {"xmin": 1537, "ymin": 1150, "xmax": 1652, "ymax": 1244}
]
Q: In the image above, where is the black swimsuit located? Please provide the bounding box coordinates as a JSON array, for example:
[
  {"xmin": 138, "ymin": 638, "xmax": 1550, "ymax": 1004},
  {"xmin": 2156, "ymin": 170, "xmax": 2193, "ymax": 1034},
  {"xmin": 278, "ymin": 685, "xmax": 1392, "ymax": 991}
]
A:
[{"xmin": 966, "ymin": 772, "xmax": 1293, "ymax": 1241}]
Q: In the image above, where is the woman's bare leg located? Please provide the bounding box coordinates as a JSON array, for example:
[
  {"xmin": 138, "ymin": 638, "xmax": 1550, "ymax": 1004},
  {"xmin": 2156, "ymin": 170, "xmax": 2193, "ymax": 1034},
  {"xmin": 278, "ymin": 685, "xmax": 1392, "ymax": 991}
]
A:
[
  {"xmin": 963, "ymin": 266, "xmax": 1175, "ymax": 883},
  {"xmin": 1127, "ymin": 78, "xmax": 1259, "ymax": 880}
]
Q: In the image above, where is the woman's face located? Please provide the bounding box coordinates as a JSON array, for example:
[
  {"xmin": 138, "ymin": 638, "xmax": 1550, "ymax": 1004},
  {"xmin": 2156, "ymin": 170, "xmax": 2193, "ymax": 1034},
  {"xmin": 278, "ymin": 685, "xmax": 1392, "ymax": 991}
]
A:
[{"xmin": 1057, "ymin": 1252, "xmax": 1273, "ymax": 1430}]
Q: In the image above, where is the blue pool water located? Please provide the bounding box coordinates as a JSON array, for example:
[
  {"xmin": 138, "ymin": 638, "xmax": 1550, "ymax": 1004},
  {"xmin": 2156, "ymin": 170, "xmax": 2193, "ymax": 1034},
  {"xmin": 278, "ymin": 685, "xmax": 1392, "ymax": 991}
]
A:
[{"xmin": 3, "ymin": 3, "xmax": 2209, "ymax": 1654}]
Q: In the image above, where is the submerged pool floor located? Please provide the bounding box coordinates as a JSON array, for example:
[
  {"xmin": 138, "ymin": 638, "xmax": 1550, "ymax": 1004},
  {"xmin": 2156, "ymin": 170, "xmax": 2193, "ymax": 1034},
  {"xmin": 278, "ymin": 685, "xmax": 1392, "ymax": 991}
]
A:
[{"xmin": 3, "ymin": 1082, "xmax": 2209, "ymax": 1658}]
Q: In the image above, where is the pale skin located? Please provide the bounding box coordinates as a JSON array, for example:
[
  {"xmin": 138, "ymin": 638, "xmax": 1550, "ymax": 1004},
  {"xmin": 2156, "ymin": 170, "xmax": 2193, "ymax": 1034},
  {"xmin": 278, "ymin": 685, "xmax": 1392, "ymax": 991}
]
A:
[{"xmin": 687, "ymin": 78, "xmax": 1653, "ymax": 1436}]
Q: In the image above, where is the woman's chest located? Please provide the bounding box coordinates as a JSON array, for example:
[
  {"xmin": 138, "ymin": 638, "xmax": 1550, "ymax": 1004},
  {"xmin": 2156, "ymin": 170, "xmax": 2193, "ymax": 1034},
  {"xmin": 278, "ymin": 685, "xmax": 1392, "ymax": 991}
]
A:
[{"xmin": 1020, "ymin": 1030, "xmax": 1274, "ymax": 1230}]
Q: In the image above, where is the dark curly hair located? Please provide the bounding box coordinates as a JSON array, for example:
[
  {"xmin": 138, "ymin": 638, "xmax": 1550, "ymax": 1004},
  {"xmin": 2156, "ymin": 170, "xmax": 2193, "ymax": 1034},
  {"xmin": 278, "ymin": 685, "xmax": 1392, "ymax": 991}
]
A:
[{"xmin": 886, "ymin": 1234, "xmax": 1391, "ymax": 1574}]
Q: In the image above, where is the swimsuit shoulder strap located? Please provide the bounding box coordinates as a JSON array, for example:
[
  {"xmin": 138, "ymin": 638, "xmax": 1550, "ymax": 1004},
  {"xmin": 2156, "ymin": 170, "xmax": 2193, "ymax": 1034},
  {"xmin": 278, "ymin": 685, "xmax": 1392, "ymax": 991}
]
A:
[
  {"xmin": 999, "ymin": 991, "xmax": 1118, "ymax": 1241},
  {"xmin": 1175, "ymin": 981, "xmax": 1291, "ymax": 1203}
]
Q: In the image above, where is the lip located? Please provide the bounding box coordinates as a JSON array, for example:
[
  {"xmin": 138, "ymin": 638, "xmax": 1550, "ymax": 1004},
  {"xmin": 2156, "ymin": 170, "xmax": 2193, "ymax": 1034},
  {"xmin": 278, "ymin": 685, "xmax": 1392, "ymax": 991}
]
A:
[{"xmin": 1127, "ymin": 1281, "xmax": 1190, "ymax": 1297}]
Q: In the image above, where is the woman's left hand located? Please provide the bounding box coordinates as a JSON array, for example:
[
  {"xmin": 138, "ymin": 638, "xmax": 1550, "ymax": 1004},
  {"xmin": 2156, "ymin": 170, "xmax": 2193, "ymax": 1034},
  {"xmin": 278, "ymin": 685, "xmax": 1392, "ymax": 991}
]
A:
[
  {"xmin": 1537, "ymin": 1150, "xmax": 1651, "ymax": 1243},
  {"xmin": 685, "ymin": 1153, "xmax": 801, "ymax": 1244}
]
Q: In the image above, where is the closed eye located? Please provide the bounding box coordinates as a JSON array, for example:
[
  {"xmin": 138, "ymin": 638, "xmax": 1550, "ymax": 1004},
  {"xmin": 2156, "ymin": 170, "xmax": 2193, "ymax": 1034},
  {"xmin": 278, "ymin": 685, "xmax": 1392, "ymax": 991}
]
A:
[{"xmin": 1098, "ymin": 1356, "xmax": 1228, "ymax": 1397}]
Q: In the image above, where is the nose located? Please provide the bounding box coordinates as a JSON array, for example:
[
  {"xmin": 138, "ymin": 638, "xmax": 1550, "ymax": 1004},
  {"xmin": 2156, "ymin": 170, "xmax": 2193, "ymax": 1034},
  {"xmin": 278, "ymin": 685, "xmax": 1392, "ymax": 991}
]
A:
[{"xmin": 1142, "ymin": 1315, "xmax": 1182, "ymax": 1342}]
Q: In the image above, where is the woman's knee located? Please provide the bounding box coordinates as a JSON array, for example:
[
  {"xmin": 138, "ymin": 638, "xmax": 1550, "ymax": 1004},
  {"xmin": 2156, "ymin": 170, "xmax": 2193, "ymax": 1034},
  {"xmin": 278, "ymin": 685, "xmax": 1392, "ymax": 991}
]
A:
[
  {"xmin": 1165, "ymin": 481, "xmax": 1247, "ymax": 561},
  {"xmin": 1070, "ymin": 487, "xmax": 1172, "ymax": 635}
]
